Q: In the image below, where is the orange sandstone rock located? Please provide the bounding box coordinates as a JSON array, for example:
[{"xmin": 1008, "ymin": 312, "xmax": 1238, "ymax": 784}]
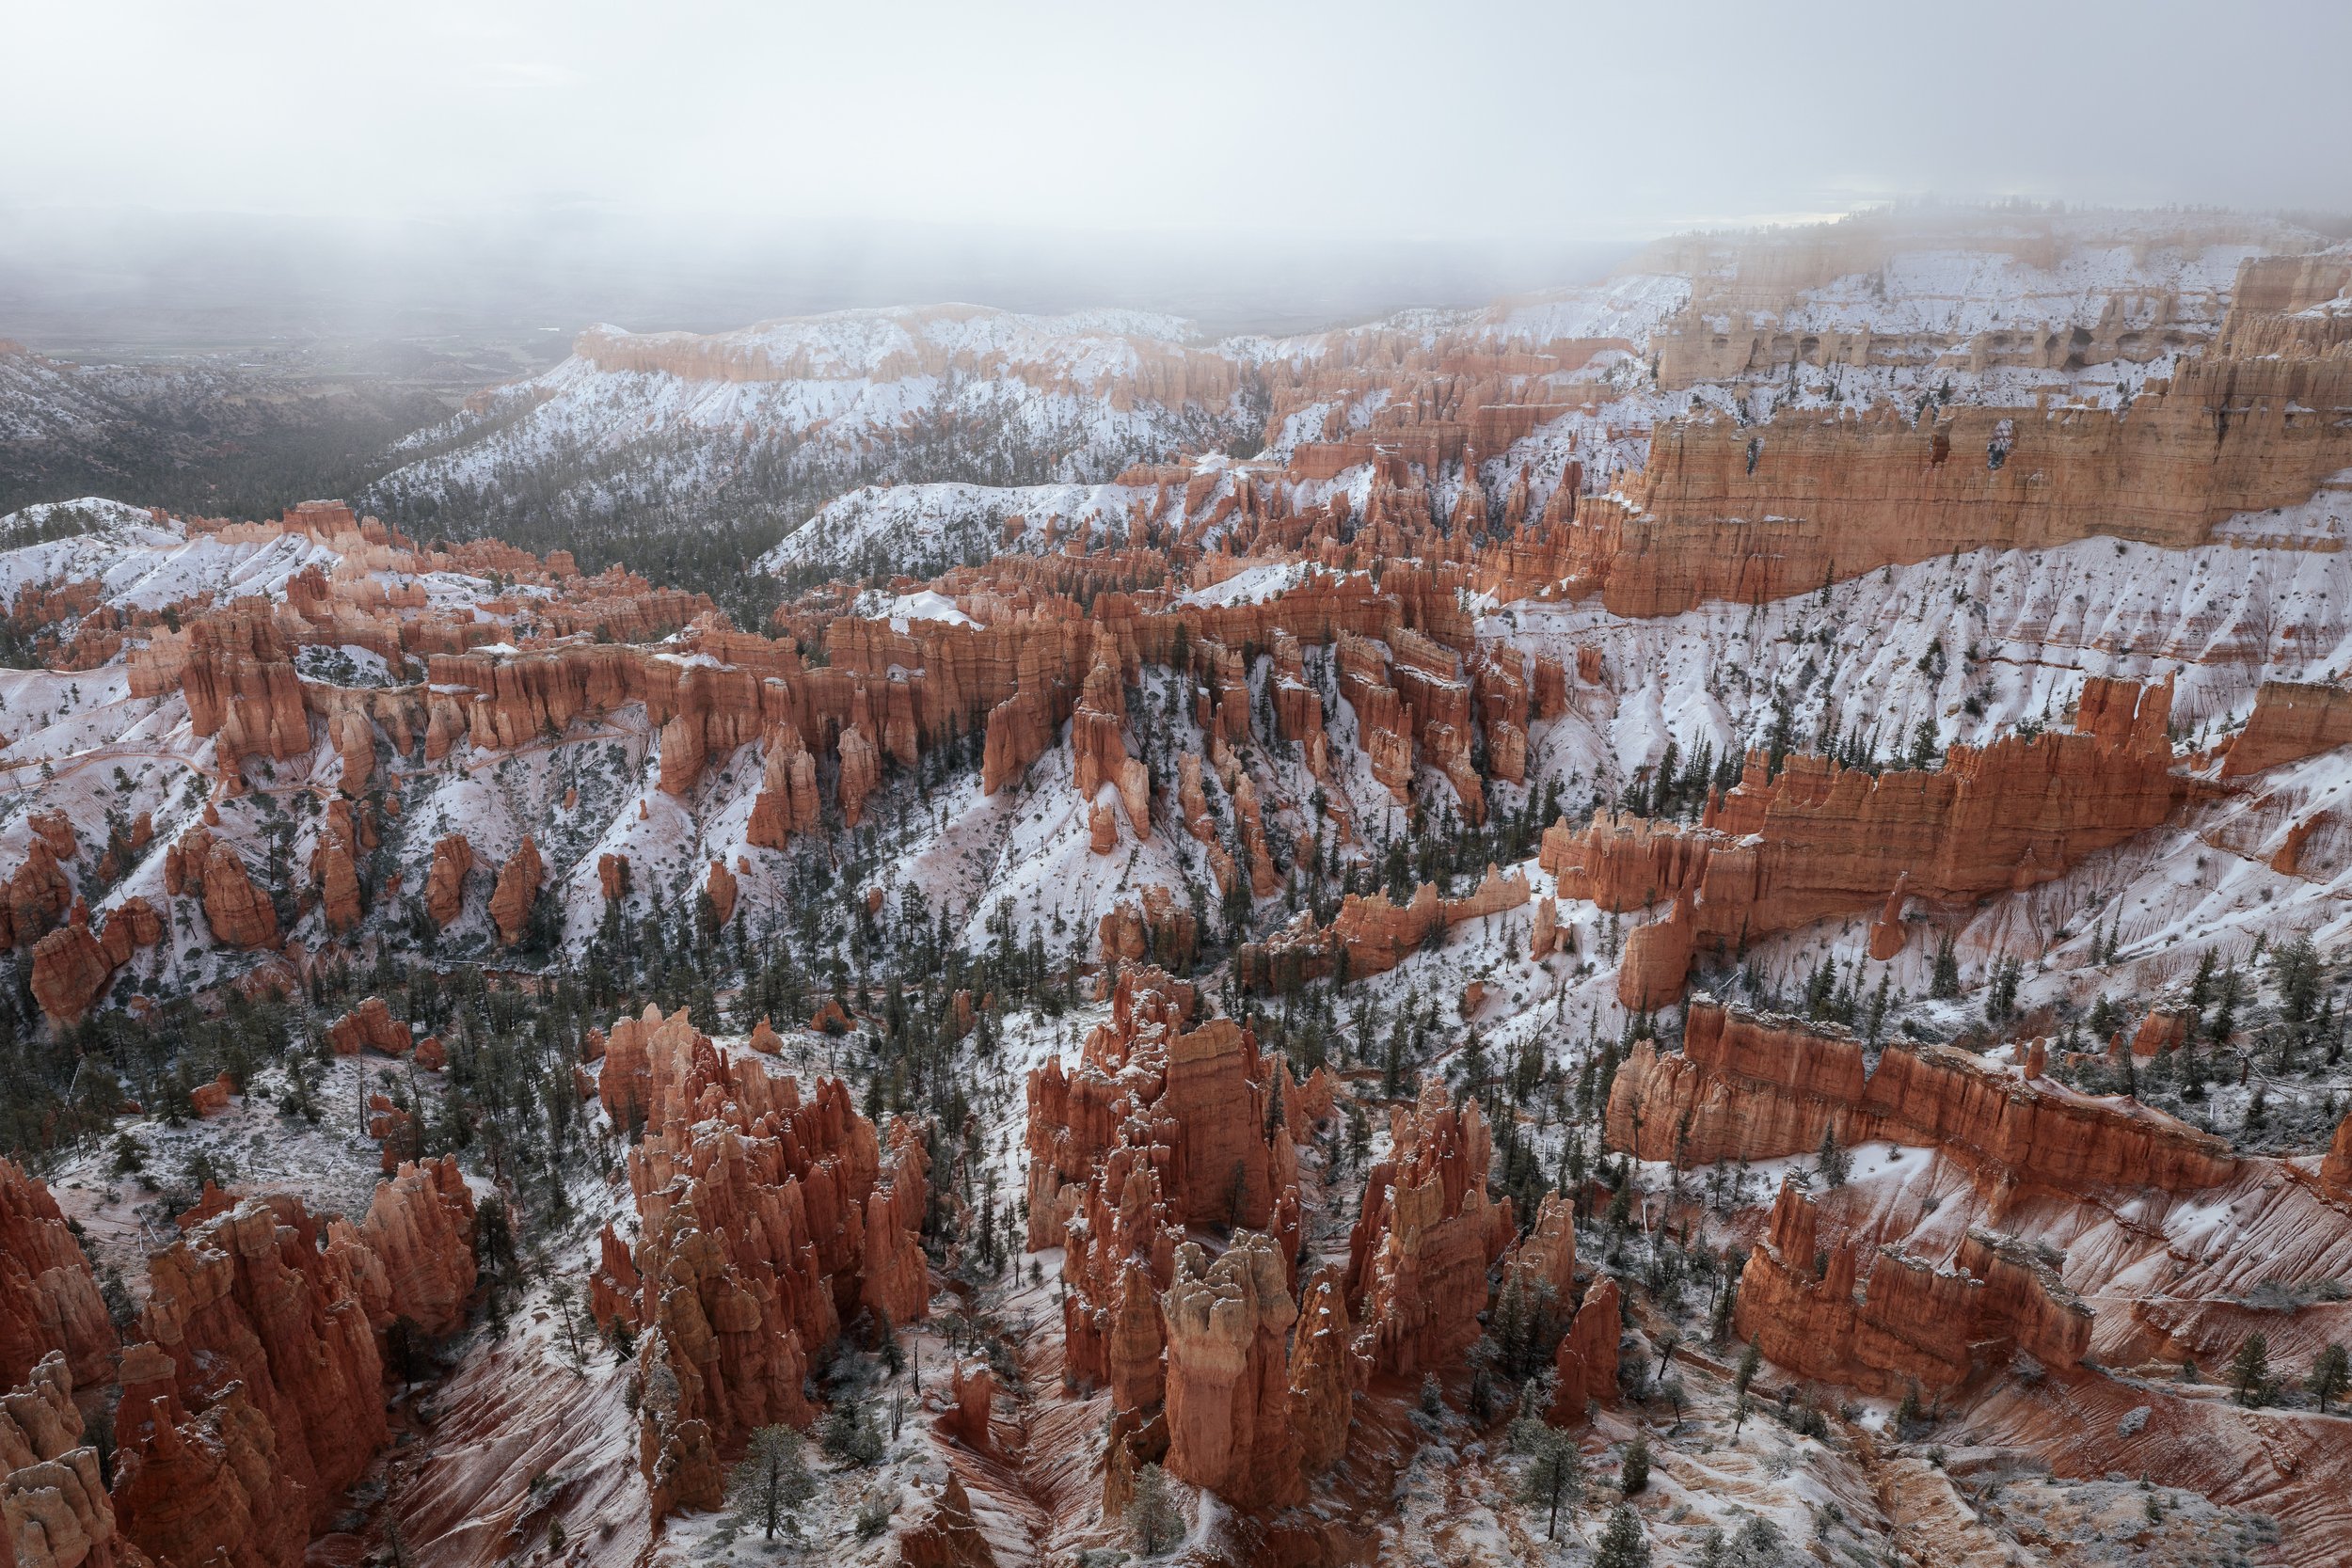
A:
[
  {"xmin": 1346, "ymin": 1080, "xmax": 1513, "ymax": 1377},
  {"xmin": 1544, "ymin": 677, "xmax": 2187, "ymax": 1007},
  {"xmin": 487, "ymin": 836, "xmax": 543, "ymax": 946},
  {"xmin": 0, "ymin": 1160, "xmax": 117, "ymax": 1393},
  {"xmin": 942, "ymin": 1360, "xmax": 994, "ymax": 1453},
  {"xmin": 424, "ymin": 835, "xmax": 472, "ymax": 927},
  {"xmin": 1, "ymin": 1351, "xmax": 144, "ymax": 1568},
  {"xmin": 1732, "ymin": 1182, "xmax": 2089, "ymax": 1398},
  {"xmin": 1549, "ymin": 1275, "xmax": 1621, "ymax": 1421},
  {"xmin": 328, "ymin": 997, "xmax": 408, "ymax": 1056},
  {"xmin": 1159, "ymin": 1232, "xmax": 1299, "ymax": 1509},
  {"xmin": 704, "ymin": 859, "xmax": 738, "ymax": 928}
]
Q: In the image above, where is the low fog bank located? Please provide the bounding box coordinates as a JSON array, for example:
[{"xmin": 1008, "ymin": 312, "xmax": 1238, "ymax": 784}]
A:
[{"xmin": 0, "ymin": 205, "xmax": 1637, "ymax": 356}]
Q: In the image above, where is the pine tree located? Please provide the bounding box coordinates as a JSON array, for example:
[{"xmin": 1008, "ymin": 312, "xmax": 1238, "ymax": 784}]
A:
[
  {"xmin": 1127, "ymin": 1463, "xmax": 1184, "ymax": 1556},
  {"xmin": 1518, "ymin": 1420, "xmax": 1583, "ymax": 1539},
  {"xmin": 1619, "ymin": 1431, "xmax": 1651, "ymax": 1495},
  {"xmin": 1594, "ymin": 1503, "xmax": 1652, "ymax": 1568},
  {"xmin": 2231, "ymin": 1332, "xmax": 2270, "ymax": 1406},
  {"xmin": 1734, "ymin": 1338, "xmax": 1762, "ymax": 1399},
  {"xmin": 728, "ymin": 1426, "xmax": 814, "ymax": 1540},
  {"xmin": 1816, "ymin": 1125, "xmax": 1850, "ymax": 1189},
  {"xmin": 1930, "ymin": 934, "xmax": 1961, "ymax": 1000},
  {"xmin": 2308, "ymin": 1343, "xmax": 2348, "ymax": 1414},
  {"xmin": 548, "ymin": 1278, "xmax": 593, "ymax": 1378}
]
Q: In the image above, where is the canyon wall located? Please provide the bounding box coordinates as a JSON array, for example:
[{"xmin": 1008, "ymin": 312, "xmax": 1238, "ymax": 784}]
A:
[
  {"xmin": 1734, "ymin": 1182, "xmax": 2091, "ymax": 1397},
  {"xmin": 584, "ymin": 1006, "xmax": 928, "ymax": 1522},
  {"xmin": 0, "ymin": 1162, "xmax": 116, "ymax": 1395},
  {"xmin": 2222, "ymin": 679, "xmax": 2352, "ymax": 777},
  {"xmin": 1606, "ymin": 998, "xmax": 2237, "ymax": 1195},
  {"xmin": 1544, "ymin": 677, "xmax": 2187, "ymax": 1007},
  {"xmin": 1560, "ymin": 282, "xmax": 2352, "ymax": 616},
  {"xmin": 2, "ymin": 1353, "xmax": 143, "ymax": 1568}
]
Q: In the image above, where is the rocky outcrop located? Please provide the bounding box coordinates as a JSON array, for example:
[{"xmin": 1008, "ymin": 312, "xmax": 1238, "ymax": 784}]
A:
[
  {"xmin": 0, "ymin": 1162, "xmax": 115, "ymax": 1396},
  {"xmin": 342, "ymin": 1158, "xmax": 476, "ymax": 1337},
  {"xmin": 1238, "ymin": 864, "xmax": 1528, "ymax": 991},
  {"xmin": 1160, "ymin": 1232, "xmax": 1299, "ymax": 1510},
  {"xmin": 1071, "ymin": 633, "xmax": 1149, "ymax": 844},
  {"xmin": 1733, "ymin": 1183, "xmax": 2090, "ymax": 1398},
  {"xmin": 0, "ymin": 837, "xmax": 74, "ymax": 952},
  {"xmin": 1096, "ymin": 887, "xmax": 1198, "ymax": 971},
  {"xmin": 2, "ymin": 1353, "xmax": 144, "ymax": 1568},
  {"xmin": 587, "ymin": 1006, "xmax": 927, "ymax": 1522},
  {"xmin": 1020, "ymin": 968, "xmax": 1321, "ymax": 1485},
  {"xmin": 746, "ymin": 724, "xmax": 822, "ymax": 847},
  {"xmin": 1345, "ymin": 1081, "xmax": 1513, "ymax": 1377},
  {"xmin": 1549, "ymin": 1275, "xmax": 1620, "ymax": 1422},
  {"xmin": 28, "ymin": 898, "xmax": 159, "ymax": 1024},
  {"xmin": 487, "ymin": 836, "xmax": 543, "ymax": 946},
  {"xmin": 1557, "ymin": 314, "xmax": 2352, "ymax": 616},
  {"xmin": 163, "ymin": 832, "xmax": 278, "ymax": 951},
  {"xmin": 897, "ymin": 1474, "xmax": 997, "ymax": 1568},
  {"xmin": 107, "ymin": 1352, "xmax": 303, "ymax": 1568},
  {"xmin": 1285, "ymin": 1264, "xmax": 1358, "ymax": 1480},
  {"xmin": 1606, "ymin": 997, "xmax": 2236, "ymax": 1195},
  {"xmin": 2223, "ymin": 679, "xmax": 2352, "ymax": 777},
  {"xmin": 114, "ymin": 1197, "xmax": 392, "ymax": 1568},
  {"xmin": 423, "ymin": 835, "xmax": 471, "ymax": 927},
  {"xmin": 180, "ymin": 606, "xmax": 310, "ymax": 764},
  {"xmin": 1544, "ymin": 678, "xmax": 2187, "ymax": 1006},
  {"xmin": 701, "ymin": 858, "xmax": 739, "ymax": 929},
  {"xmin": 941, "ymin": 1360, "xmax": 993, "ymax": 1453},
  {"xmin": 2322, "ymin": 1110, "xmax": 2352, "ymax": 1201},
  {"xmin": 860, "ymin": 1121, "xmax": 931, "ymax": 1330},
  {"xmin": 327, "ymin": 997, "xmax": 408, "ymax": 1056}
]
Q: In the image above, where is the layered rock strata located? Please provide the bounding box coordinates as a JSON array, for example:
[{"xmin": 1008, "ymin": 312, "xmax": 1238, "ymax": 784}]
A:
[
  {"xmin": 1606, "ymin": 998, "xmax": 2235, "ymax": 1194},
  {"xmin": 1733, "ymin": 1183, "xmax": 2090, "ymax": 1397},
  {"xmin": 583, "ymin": 1006, "xmax": 927, "ymax": 1522},
  {"xmin": 1543, "ymin": 678, "xmax": 2187, "ymax": 1006},
  {"xmin": 1343, "ymin": 1080, "xmax": 1513, "ymax": 1377},
  {"xmin": 2, "ymin": 1353, "xmax": 144, "ymax": 1568}
]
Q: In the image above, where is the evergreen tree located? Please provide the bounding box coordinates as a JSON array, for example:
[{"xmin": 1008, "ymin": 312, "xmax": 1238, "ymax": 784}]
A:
[
  {"xmin": 1930, "ymin": 935, "xmax": 1961, "ymax": 1000},
  {"xmin": 2309, "ymin": 1343, "xmax": 2349, "ymax": 1414},
  {"xmin": 2232, "ymin": 1332, "xmax": 2270, "ymax": 1406},
  {"xmin": 1815, "ymin": 1125, "xmax": 1850, "ymax": 1189},
  {"xmin": 728, "ymin": 1426, "xmax": 814, "ymax": 1541},
  {"xmin": 1594, "ymin": 1504, "xmax": 1652, "ymax": 1568},
  {"xmin": 1517, "ymin": 1420, "xmax": 1583, "ymax": 1539},
  {"xmin": 1126, "ymin": 1463, "xmax": 1184, "ymax": 1556},
  {"xmin": 1619, "ymin": 1431, "xmax": 1651, "ymax": 1495}
]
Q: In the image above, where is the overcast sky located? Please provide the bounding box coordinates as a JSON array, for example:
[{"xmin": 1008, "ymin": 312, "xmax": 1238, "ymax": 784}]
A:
[{"xmin": 10, "ymin": 0, "xmax": 2350, "ymax": 242}]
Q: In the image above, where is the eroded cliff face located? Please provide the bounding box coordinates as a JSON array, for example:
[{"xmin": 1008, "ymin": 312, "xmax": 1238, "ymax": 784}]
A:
[
  {"xmin": 1546, "ymin": 250, "xmax": 2352, "ymax": 617},
  {"xmin": 1159, "ymin": 1233, "xmax": 1300, "ymax": 1509},
  {"xmin": 1024, "ymin": 969, "xmax": 1302, "ymax": 1402},
  {"xmin": 2, "ymin": 1353, "xmax": 145, "ymax": 1568},
  {"xmin": 0, "ymin": 1161, "xmax": 117, "ymax": 1395},
  {"xmin": 118, "ymin": 1202, "xmax": 381, "ymax": 1565},
  {"xmin": 2224, "ymin": 679, "xmax": 2352, "ymax": 777},
  {"xmin": 1238, "ymin": 865, "xmax": 1531, "ymax": 992},
  {"xmin": 581, "ymin": 1006, "xmax": 928, "ymax": 1523},
  {"xmin": 1546, "ymin": 677, "xmax": 2187, "ymax": 1006},
  {"xmin": 89, "ymin": 1166, "xmax": 478, "ymax": 1568},
  {"xmin": 1734, "ymin": 1182, "xmax": 2090, "ymax": 1398},
  {"xmin": 1017, "ymin": 967, "xmax": 1374, "ymax": 1513},
  {"xmin": 1607, "ymin": 997, "xmax": 2236, "ymax": 1194},
  {"xmin": 1344, "ymin": 1081, "xmax": 1513, "ymax": 1378}
]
